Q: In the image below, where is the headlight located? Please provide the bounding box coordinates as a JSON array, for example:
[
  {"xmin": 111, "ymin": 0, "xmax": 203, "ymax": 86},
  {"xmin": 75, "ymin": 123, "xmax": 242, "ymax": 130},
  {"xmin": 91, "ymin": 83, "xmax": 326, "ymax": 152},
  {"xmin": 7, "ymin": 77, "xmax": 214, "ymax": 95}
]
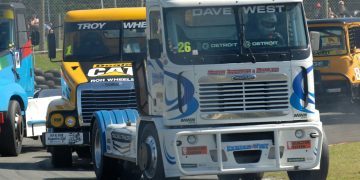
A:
[
  {"xmin": 295, "ymin": 129, "xmax": 305, "ymax": 139},
  {"xmin": 187, "ymin": 135, "xmax": 198, "ymax": 145},
  {"xmin": 50, "ymin": 113, "xmax": 64, "ymax": 128},
  {"xmin": 65, "ymin": 116, "xmax": 76, "ymax": 128}
]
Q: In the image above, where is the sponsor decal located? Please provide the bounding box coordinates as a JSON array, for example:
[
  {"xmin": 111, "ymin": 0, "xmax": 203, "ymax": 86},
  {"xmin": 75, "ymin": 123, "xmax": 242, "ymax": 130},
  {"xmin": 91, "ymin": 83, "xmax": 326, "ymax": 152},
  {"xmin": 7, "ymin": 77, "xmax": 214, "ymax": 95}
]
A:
[
  {"xmin": 87, "ymin": 63, "xmax": 133, "ymax": 78},
  {"xmin": 192, "ymin": 8, "xmax": 233, "ymax": 16},
  {"xmin": 77, "ymin": 22, "xmax": 106, "ymax": 30},
  {"xmin": 181, "ymin": 164, "xmax": 198, "ymax": 168},
  {"xmin": 182, "ymin": 146, "xmax": 208, "ymax": 155},
  {"xmin": 249, "ymin": 41, "xmax": 279, "ymax": 47},
  {"xmin": 180, "ymin": 118, "xmax": 195, "ymax": 124},
  {"xmin": 111, "ymin": 132, "xmax": 131, "ymax": 154},
  {"xmin": 232, "ymin": 74, "xmax": 256, "ymax": 81},
  {"xmin": 287, "ymin": 140, "xmax": 311, "ymax": 150},
  {"xmin": 123, "ymin": 21, "xmax": 146, "ymax": 29},
  {"xmin": 287, "ymin": 157, "xmax": 306, "ymax": 162},
  {"xmin": 226, "ymin": 143, "xmax": 269, "ymax": 152},
  {"xmin": 208, "ymin": 68, "xmax": 279, "ymax": 75},
  {"xmin": 90, "ymin": 78, "xmax": 134, "ymax": 83},
  {"xmin": 243, "ymin": 5, "xmax": 285, "ymax": 14},
  {"xmin": 294, "ymin": 113, "xmax": 307, "ymax": 118}
]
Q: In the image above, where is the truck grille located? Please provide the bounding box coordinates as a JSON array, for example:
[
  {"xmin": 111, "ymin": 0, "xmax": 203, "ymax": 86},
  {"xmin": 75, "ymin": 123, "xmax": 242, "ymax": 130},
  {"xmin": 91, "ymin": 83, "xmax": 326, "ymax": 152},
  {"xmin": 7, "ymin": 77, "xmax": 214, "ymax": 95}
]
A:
[
  {"xmin": 199, "ymin": 80, "xmax": 289, "ymax": 113},
  {"xmin": 80, "ymin": 89, "xmax": 137, "ymax": 124}
]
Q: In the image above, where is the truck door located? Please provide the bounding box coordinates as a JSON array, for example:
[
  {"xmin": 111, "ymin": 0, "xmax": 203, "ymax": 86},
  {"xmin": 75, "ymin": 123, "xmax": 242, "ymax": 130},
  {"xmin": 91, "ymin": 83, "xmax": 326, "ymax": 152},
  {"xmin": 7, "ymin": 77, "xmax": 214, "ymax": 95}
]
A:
[{"xmin": 14, "ymin": 11, "xmax": 34, "ymax": 97}]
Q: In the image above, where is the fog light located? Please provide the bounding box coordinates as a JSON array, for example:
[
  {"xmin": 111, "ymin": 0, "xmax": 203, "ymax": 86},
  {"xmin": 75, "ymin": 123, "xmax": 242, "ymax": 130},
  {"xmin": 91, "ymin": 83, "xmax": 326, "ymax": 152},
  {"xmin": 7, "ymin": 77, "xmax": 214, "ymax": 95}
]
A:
[
  {"xmin": 50, "ymin": 113, "xmax": 64, "ymax": 128},
  {"xmin": 65, "ymin": 116, "xmax": 76, "ymax": 128},
  {"xmin": 187, "ymin": 135, "xmax": 198, "ymax": 145},
  {"xmin": 295, "ymin": 129, "xmax": 305, "ymax": 139}
]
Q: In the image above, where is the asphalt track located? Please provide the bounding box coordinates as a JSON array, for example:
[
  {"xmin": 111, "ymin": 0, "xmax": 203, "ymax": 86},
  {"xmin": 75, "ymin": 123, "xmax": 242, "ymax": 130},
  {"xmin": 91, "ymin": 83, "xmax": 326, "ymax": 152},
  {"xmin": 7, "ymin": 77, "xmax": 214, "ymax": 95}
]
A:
[{"xmin": 0, "ymin": 101, "xmax": 358, "ymax": 180}]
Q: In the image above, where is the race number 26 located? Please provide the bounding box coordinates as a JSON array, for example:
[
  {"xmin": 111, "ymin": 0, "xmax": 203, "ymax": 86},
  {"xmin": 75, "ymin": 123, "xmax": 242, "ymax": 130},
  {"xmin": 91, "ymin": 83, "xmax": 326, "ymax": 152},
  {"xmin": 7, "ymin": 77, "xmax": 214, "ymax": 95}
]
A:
[{"xmin": 178, "ymin": 42, "xmax": 192, "ymax": 53}]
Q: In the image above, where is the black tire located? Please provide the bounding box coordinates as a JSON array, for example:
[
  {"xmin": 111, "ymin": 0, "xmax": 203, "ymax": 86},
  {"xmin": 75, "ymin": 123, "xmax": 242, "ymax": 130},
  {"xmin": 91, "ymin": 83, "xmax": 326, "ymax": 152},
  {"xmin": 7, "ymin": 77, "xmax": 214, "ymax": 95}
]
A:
[
  {"xmin": 76, "ymin": 147, "xmax": 91, "ymax": 159},
  {"xmin": 92, "ymin": 119, "xmax": 118, "ymax": 179},
  {"xmin": 287, "ymin": 135, "xmax": 329, "ymax": 180},
  {"xmin": 52, "ymin": 77, "xmax": 61, "ymax": 85},
  {"xmin": 35, "ymin": 84, "xmax": 49, "ymax": 89},
  {"xmin": 47, "ymin": 69, "xmax": 61, "ymax": 77},
  {"xmin": 46, "ymin": 80, "xmax": 55, "ymax": 87},
  {"xmin": 44, "ymin": 72, "xmax": 54, "ymax": 80},
  {"xmin": 35, "ymin": 76, "xmax": 46, "ymax": 85},
  {"xmin": 51, "ymin": 146, "xmax": 72, "ymax": 168},
  {"xmin": 34, "ymin": 68, "xmax": 44, "ymax": 76},
  {"xmin": 139, "ymin": 123, "xmax": 168, "ymax": 180},
  {"xmin": 0, "ymin": 100, "xmax": 24, "ymax": 156}
]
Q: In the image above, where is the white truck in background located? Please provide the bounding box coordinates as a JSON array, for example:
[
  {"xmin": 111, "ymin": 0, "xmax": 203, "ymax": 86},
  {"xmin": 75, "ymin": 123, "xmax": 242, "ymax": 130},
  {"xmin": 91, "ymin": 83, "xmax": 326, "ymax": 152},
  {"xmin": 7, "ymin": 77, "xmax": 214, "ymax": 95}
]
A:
[{"xmin": 90, "ymin": 0, "xmax": 329, "ymax": 180}]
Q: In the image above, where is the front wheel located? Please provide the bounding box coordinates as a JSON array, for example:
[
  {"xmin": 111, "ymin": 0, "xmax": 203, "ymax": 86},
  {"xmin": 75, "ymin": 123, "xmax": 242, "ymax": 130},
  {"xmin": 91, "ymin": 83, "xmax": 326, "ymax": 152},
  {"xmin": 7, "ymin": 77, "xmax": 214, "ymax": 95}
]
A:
[
  {"xmin": 139, "ymin": 123, "xmax": 175, "ymax": 180},
  {"xmin": 91, "ymin": 119, "xmax": 118, "ymax": 179},
  {"xmin": 0, "ymin": 100, "xmax": 24, "ymax": 156},
  {"xmin": 287, "ymin": 135, "xmax": 329, "ymax": 180}
]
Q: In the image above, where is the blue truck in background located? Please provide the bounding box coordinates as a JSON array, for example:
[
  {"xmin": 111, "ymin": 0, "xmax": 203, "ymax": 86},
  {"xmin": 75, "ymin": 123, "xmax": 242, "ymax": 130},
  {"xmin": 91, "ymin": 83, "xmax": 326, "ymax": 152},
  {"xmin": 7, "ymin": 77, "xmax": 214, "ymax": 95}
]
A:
[{"xmin": 0, "ymin": 2, "xmax": 39, "ymax": 156}]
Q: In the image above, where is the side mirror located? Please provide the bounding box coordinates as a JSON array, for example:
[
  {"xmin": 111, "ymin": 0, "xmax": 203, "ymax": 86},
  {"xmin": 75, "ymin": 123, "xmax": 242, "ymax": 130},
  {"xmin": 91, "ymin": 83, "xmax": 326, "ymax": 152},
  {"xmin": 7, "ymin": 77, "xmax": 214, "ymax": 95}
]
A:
[
  {"xmin": 30, "ymin": 31, "xmax": 40, "ymax": 46},
  {"xmin": 310, "ymin": 31, "xmax": 320, "ymax": 51},
  {"xmin": 148, "ymin": 39, "xmax": 161, "ymax": 59},
  {"xmin": 47, "ymin": 32, "xmax": 56, "ymax": 59}
]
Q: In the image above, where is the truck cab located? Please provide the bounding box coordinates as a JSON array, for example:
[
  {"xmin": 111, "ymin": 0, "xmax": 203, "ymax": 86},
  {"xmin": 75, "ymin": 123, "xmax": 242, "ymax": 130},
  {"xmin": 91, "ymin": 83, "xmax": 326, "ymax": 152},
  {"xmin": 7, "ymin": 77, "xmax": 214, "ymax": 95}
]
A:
[
  {"xmin": 44, "ymin": 7, "xmax": 146, "ymax": 167},
  {"xmin": 0, "ymin": 2, "xmax": 39, "ymax": 156},
  {"xmin": 308, "ymin": 18, "xmax": 360, "ymax": 102},
  {"xmin": 90, "ymin": 0, "xmax": 329, "ymax": 180}
]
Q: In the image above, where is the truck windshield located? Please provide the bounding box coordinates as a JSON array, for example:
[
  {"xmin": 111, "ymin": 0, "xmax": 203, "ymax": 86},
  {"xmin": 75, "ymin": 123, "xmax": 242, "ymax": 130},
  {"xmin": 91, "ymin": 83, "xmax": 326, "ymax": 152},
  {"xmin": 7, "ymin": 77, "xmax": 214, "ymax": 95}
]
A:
[
  {"xmin": 0, "ymin": 19, "xmax": 13, "ymax": 51},
  {"xmin": 63, "ymin": 21, "xmax": 146, "ymax": 62},
  {"xmin": 309, "ymin": 27, "xmax": 347, "ymax": 56},
  {"xmin": 164, "ymin": 3, "xmax": 308, "ymax": 64}
]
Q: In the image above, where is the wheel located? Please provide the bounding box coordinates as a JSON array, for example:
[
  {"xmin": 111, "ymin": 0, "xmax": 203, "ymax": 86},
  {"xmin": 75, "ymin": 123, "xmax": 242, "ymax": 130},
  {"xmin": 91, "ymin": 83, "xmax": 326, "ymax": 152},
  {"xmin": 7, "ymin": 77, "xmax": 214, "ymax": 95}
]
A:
[
  {"xmin": 51, "ymin": 146, "xmax": 72, "ymax": 167},
  {"xmin": 92, "ymin": 119, "xmax": 118, "ymax": 179},
  {"xmin": 139, "ymin": 123, "xmax": 168, "ymax": 180},
  {"xmin": 44, "ymin": 72, "xmax": 54, "ymax": 80},
  {"xmin": 76, "ymin": 147, "xmax": 91, "ymax": 159},
  {"xmin": 34, "ymin": 68, "xmax": 44, "ymax": 76},
  {"xmin": 35, "ymin": 76, "xmax": 46, "ymax": 85},
  {"xmin": 287, "ymin": 135, "xmax": 329, "ymax": 180},
  {"xmin": 0, "ymin": 100, "xmax": 24, "ymax": 156}
]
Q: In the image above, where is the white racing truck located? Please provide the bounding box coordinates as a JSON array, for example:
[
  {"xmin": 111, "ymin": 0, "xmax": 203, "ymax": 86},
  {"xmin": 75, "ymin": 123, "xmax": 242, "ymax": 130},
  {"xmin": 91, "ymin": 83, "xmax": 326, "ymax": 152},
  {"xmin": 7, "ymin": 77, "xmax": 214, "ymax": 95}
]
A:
[{"xmin": 90, "ymin": 0, "xmax": 329, "ymax": 179}]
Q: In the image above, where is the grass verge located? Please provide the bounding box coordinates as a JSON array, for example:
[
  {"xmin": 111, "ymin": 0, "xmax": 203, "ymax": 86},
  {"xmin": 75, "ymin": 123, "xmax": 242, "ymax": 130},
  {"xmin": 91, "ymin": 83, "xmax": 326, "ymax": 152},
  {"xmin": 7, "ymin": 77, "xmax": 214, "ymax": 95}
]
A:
[
  {"xmin": 265, "ymin": 142, "xmax": 360, "ymax": 180},
  {"xmin": 34, "ymin": 51, "xmax": 61, "ymax": 71}
]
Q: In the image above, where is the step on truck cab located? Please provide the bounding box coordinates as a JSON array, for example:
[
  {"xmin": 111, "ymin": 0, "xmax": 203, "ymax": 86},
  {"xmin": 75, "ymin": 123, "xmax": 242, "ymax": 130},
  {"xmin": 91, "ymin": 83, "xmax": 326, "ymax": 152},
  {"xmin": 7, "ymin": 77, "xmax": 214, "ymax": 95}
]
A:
[
  {"xmin": 0, "ymin": 2, "xmax": 39, "ymax": 156},
  {"xmin": 44, "ymin": 7, "xmax": 147, "ymax": 167},
  {"xmin": 308, "ymin": 18, "xmax": 360, "ymax": 102},
  {"xmin": 91, "ymin": 0, "xmax": 329, "ymax": 179}
]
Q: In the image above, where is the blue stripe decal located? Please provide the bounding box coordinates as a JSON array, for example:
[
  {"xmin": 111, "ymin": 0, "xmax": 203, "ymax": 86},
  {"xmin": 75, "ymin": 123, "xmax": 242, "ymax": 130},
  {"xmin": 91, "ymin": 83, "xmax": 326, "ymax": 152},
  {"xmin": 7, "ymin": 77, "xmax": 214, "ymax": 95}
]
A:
[
  {"xmin": 163, "ymin": 140, "xmax": 176, "ymax": 165},
  {"xmin": 290, "ymin": 66, "xmax": 315, "ymax": 113}
]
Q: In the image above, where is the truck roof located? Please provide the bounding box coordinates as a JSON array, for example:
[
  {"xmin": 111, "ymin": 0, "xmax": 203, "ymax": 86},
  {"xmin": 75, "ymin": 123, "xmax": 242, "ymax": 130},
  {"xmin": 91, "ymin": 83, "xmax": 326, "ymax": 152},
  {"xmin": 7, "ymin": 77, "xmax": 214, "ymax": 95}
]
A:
[
  {"xmin": 147, "ymin": 0, "xmax": 303, "ymax": 7},
  {"xmin": 65, "ymin": 7, "xmax": 146, "ymax": 22},
  {"xmin": 308, "ymin": 18, "xmax": 360, "ymax": 25},
  {"xmin": 0, "ymin": 2, "xmax": 26, "ymax": 10}
]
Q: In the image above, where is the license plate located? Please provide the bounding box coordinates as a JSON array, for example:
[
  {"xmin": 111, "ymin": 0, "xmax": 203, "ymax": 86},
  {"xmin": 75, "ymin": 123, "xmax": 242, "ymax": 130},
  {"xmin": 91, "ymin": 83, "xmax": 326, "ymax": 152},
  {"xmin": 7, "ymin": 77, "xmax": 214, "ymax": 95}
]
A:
[{"xmin": 45, "ymin": 132, "xmax": 83, "ymax": 145}]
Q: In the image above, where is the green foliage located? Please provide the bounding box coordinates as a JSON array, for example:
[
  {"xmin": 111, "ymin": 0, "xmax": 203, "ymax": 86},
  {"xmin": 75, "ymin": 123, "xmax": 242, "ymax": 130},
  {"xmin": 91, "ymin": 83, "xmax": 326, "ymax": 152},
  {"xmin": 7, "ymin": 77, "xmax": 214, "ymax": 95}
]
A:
[{"xmin": 34, "ymin": 52, "xmax": 61, "ymax": 71}]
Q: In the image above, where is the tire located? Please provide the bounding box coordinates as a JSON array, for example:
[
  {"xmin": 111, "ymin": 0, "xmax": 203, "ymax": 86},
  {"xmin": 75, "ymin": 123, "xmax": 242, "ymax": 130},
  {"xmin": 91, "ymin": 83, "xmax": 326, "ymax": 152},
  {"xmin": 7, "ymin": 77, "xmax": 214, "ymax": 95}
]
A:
[
  {"xmin": 76, "ymin": 147, "xmax": 91, "ymax": 159},
  {"xmin": 35, "ymin": 84, "xmax": 49, "ymax": 89},
  {"xmin": 35, "ymin": 76, "xmax": 46, "ymax": 85},
  {"xmin": 52, "ymin": 77, "xmax": 61, "ymax": 85},
  {"xmin": 51, "ymin": 146, "xmax": 72, "ymax": 168},
  {"xmin": 47, "ymin": 69, "xmax": 61, "ymax": 77},
  {"xmin": 44, "ymin": 72, "xmax": 54, "ymax": 80},
  {"xmin": 92, "ymin": 119, "xmax": 118, "ymax": 179},
  {"xmin": 46, "ymin": 80, "xmax": 55, "ymax": 87},
  {"xmin": 0, "ymin": 100, "xmax": 24, "ymax": 156},
  {"xmin": 34, "ymin": 68, "xmax": 44, "ymax": 76},
  {"xmin": 287, "ymin": 135, "xmax": 329, "ymax": 180},
  {"xmin": 139, "ymin": 123, "xmax": 168, "ymax": 180}
]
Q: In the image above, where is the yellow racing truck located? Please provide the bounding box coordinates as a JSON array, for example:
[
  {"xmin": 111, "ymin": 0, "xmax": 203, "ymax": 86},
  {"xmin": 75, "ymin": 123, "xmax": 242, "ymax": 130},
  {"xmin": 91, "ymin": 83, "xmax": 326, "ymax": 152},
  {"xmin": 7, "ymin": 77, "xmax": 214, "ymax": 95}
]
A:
[
  {"xmin": 308, "ymin": 18, "xmax": 360, "ymax": 102},
  {"xmin": 44, "ymin": 7, "xmax": 146, "ymax": 167}
]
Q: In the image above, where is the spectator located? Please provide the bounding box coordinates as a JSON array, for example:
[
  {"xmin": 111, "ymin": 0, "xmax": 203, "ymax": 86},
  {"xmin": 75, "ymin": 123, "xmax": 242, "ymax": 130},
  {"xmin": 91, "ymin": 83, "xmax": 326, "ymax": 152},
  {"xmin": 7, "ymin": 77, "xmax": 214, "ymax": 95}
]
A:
[
  {"xmin": 328, "ymin": 7, "xmax": 337, "ymax": 18},
  {"xmin": 314, "ymin": 2, "xmax": 322, "ymax": 19},
  {"xmin": 29, "ymin": 14, "xmax": 39, "ymax": 31},
  {"xmin": 337, "ymin": 1, "xmax": 352, "ymax": 18}
]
